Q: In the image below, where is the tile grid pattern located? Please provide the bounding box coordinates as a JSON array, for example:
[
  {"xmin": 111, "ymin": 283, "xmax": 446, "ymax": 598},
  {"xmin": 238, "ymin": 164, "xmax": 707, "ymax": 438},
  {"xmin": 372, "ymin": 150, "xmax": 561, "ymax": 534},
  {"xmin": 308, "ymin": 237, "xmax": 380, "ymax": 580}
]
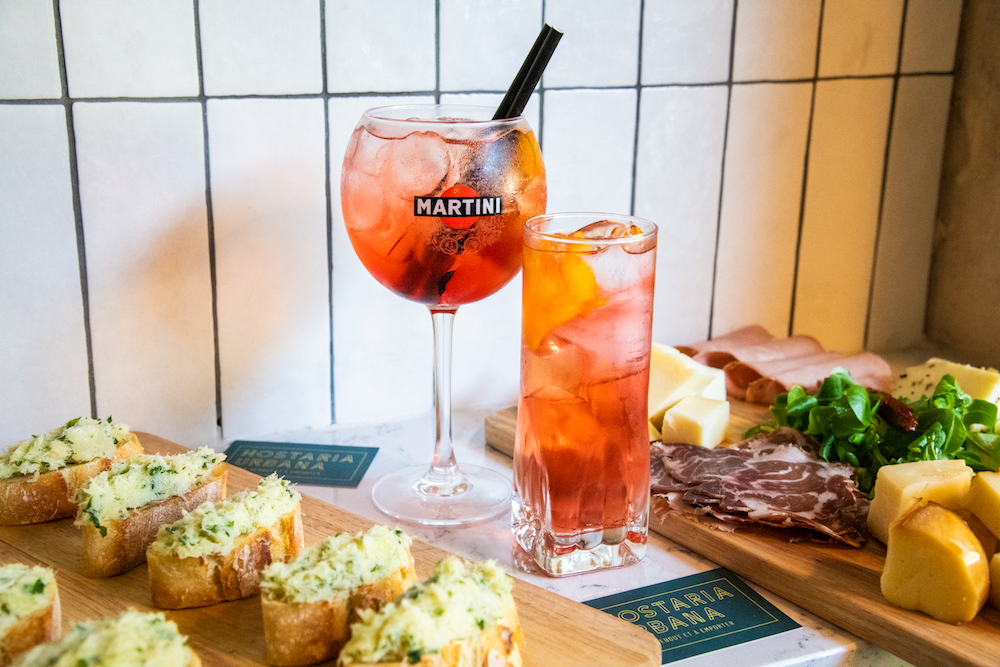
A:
[{"xmin": 0, "ymin": 0, "xmax": 961, "ymax": 445}]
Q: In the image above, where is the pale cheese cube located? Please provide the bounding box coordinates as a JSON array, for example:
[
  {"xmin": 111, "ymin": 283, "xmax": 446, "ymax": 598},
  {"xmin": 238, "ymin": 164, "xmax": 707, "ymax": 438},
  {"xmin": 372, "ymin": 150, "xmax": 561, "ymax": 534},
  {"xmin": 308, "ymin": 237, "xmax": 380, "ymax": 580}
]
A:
[
  {"xmin": 648, "ymin": 420, "xmax": 661, "ymax": 442},
  {"xmin": 659, "ymin": 396, "xmax": 730, "ymax": 449},
  {"xmin": 964, "ymin": 471, "xmax": 1000, "ymax": 539},
  {"xmin": 648, "ymin": 344, "xmax": 726, "ymax": 430},
  {"xmin": 867, "ymin": 459, "xmax": 974, "ymax": 545},
  {"xmin": 892, "ymin": 358, "xmax": 1000, "ymax": 404}
]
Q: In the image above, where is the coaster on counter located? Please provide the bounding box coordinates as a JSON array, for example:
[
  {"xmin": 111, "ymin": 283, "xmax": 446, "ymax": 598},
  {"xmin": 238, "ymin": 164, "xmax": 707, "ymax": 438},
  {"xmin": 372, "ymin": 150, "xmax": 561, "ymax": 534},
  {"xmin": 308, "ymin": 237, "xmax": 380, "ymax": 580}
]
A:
[
  {"xmin": 584, "ymin": 567, "xmax": 800, "ymax": 664},
  {"xmin": 224, "ymin": 440, "xmax": 377, "ymax": 488}
]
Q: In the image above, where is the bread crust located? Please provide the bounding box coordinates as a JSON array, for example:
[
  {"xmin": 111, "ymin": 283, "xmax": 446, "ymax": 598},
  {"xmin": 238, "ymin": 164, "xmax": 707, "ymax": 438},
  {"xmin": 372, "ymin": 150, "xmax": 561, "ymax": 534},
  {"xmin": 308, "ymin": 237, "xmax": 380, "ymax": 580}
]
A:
[
  {"xmin": 148, "ymin": 502, "xmax": 303, "ymax": 610},
  {"xmin": 0, "ymin": 433, "xmax": 143, "ymax": 526},
  {"xmin": 338, "ymin": 597, "xmax": 523, "ymax": 667},
  {"xmin": 0, "ymin": 577, "xmax": 60, "ymax": 667},
  {"xmin": 262, "ymin": 555, "xmax": 418, "ymax": 666},
  {"xmin": 78, "ymin": 462, "xmax": 228, "ymax": 578}
]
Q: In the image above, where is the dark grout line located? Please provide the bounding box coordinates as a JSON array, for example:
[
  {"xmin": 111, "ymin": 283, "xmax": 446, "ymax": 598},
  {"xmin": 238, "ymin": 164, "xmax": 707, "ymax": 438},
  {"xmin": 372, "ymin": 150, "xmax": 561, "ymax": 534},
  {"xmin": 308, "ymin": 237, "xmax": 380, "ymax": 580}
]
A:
[
  {"xmin": 628, "ymin": 0, "xmax": 645, "ymax": 218},
  {"xmin": 863, "ymin": 0, "xmax": 911, "ymax": 350},
  {"xmin": 787, "ymin": 0, "xmax": 826, "ymax": 339},
  {"xmin": 705, "ymin": 0, "xmax": 740, "ymax": 341},
  {"xmin": 192, "ymin": 0, "xmax": 224, "ymax": 439},
  {"xmin": 321, "ymin": 0, "xmax": 336, "ymax": 425},
  {"xmin": 52, "ymin": 0, "xmax": 97, "ymax": 420},
  {"xmin": 434, "ymin": 0, "xmax": 441, "ymax": 104}
]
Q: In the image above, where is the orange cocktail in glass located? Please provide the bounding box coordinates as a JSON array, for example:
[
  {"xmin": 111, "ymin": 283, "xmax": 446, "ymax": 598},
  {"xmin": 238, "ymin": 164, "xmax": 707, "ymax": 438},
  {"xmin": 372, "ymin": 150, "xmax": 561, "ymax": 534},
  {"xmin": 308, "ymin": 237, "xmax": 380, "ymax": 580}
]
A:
[
  {"xmin": 513, "ymin": 213, "xmax": 657, "ymax": 575},
  {"xmin": 341, "ymin": 105, "xmax": 546, "ymax": 525}
]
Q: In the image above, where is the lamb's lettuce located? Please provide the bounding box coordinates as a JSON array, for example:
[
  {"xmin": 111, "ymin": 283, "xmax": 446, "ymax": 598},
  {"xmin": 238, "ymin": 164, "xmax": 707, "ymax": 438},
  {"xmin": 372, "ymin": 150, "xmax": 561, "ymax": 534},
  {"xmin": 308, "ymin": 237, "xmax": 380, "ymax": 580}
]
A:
[{"xmin": 748, "ymin": 370, "xmax": 1000, "ymax": 495}]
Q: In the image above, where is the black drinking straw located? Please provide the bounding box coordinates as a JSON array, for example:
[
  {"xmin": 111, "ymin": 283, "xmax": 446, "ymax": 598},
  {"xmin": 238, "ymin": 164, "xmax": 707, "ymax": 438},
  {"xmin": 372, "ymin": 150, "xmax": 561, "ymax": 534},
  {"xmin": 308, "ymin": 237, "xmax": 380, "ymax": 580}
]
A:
[{"xmin": 493, "ymin": 24, "xmax": 563, "ymax": 120}]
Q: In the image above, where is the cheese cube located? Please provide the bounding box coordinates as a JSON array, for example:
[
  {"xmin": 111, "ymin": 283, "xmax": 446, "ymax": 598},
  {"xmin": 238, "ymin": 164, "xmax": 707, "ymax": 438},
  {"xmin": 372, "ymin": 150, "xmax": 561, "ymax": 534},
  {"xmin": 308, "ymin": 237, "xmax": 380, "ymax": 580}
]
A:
[
  {"xmin": 648, "ymin": 420, "xmax": 661, "ymax": 442},
  {"xmin": 881, "ymin": 503, "xmax": 989, "ymax": 624},
  {"xmin": 648, "ymin": 344, "xmax": 725, "ymax": 430},
  {"xmin": 964, "ymin": 471, "xmax": 1000, "ymax": 539},
  {"xmin": 892, "ymin": 358, "xmax": 1000, "ymax": 404},
  {"xmin": 867, "ymin": 459, "xmax": 974, "ymax": 545},
  {"xmin": 659, "ymin": 396, "xmax": 730, "ymax": 449}
]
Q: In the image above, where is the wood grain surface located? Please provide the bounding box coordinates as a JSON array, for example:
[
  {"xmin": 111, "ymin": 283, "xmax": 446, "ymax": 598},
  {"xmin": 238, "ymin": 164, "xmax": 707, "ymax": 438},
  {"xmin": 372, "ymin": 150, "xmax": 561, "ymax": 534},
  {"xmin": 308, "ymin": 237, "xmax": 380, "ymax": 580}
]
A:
[
  {"xmin": 484, "ymin": 403, "xmax": 1000, "ymax": 667},
  {"xmin": 1, "ymin": 433, "xmax": 660, "ymax": 667}
]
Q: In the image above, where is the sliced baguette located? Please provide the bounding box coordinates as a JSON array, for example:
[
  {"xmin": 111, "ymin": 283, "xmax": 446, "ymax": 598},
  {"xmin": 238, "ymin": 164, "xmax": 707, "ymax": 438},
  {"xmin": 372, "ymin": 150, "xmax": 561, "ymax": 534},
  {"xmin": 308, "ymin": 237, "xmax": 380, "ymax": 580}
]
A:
[
  {"xmin": 260, "ymin": 526, "xmax": 418, "ymax": 666},
  {"xmin": 9, "ymin": 608, "xmax": 200, "ymax": 667},
  {"xmin": 147, "ymin": 475, "xmax": 304, "ymax": 609},
  {"xmin": 338, "ymin": 558, "xmax": 523, "ymax": 667},
  {"xmin": 0, "ymin": 565, "xmax": 60, "ymax": 667},
  {"xmin": 0, "ymin": 431, "xmax": 142, "ymax": 526},
  {"xmin": 74, "ymin": 449, "xmax": 228, "ymax": 577}
]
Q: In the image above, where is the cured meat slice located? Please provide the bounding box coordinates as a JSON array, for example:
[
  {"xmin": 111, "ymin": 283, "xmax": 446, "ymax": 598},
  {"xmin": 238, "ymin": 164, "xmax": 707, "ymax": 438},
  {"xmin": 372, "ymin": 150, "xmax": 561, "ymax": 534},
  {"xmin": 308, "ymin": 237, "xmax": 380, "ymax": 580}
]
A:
[
  {"xmin": 676, "ymin": 326, "xmax": 893, "ymax": 405},
  {"xmin": 651, "ymin": 428, "xmax": 870, "ymax": 547}
]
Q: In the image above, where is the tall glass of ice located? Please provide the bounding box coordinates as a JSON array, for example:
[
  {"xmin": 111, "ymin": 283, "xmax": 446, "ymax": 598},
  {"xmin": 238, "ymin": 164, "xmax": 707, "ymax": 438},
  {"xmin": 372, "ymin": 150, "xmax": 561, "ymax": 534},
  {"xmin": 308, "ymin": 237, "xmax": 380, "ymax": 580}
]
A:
[
  {"xmin": 513, "ymin": 212, "xmax": 657, "ymax": 575},
  {"xmin": 341, "ymin": 105, "xmax": 546, "ymax": 525}
]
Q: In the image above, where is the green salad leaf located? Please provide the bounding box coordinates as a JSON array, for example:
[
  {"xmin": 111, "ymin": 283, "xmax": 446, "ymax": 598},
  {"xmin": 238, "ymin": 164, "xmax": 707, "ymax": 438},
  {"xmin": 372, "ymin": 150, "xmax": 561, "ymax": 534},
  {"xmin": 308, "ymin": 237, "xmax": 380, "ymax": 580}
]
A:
[{"xmin": 747, "ymin": 370, "xmax": 1000, "ymax": 495}]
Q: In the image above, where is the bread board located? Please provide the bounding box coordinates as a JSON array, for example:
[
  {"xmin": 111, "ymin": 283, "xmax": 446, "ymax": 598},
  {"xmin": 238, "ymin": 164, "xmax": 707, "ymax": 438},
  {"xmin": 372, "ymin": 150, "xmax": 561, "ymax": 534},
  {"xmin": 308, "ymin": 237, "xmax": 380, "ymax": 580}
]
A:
[
  {"xmin": 0, "ymin": 432, "xmax": 660, "ymax": 667},
  {"xmin": 484, "ymin": 404, "xmax": 1000, "ymax": 667}
]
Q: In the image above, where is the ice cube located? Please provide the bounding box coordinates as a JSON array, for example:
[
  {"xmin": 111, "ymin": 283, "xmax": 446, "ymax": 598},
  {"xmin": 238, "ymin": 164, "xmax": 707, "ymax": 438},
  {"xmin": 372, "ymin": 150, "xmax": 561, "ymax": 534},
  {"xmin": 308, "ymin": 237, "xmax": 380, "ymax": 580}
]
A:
[
  {"xmin": 377, "ymin": 130, "xmax": 455, "ymax": 198},
  {"xmin": 569, "ymin": 220, "xmax": 639, "ymax": 240}
]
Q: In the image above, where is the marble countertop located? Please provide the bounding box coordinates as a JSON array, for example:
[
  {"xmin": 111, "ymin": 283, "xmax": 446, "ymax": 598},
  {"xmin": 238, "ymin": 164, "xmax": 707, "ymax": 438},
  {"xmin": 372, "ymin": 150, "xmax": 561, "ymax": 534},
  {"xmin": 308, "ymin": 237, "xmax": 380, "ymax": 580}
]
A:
[{"xmin": 238, "ymin": 406, "xmax": 913, "ymax": 667}]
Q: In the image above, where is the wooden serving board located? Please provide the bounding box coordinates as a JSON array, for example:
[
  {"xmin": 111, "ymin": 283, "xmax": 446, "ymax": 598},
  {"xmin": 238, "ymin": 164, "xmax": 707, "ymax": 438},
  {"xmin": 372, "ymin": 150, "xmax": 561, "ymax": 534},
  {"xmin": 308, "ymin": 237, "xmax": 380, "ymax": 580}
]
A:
[
  {"xmin": 1, "ymin": 433, "xmax": 659, "ymax": 667},
  {"xmin": 484, "ymin": 403, "xmax": 1000, "ymax": 667}
]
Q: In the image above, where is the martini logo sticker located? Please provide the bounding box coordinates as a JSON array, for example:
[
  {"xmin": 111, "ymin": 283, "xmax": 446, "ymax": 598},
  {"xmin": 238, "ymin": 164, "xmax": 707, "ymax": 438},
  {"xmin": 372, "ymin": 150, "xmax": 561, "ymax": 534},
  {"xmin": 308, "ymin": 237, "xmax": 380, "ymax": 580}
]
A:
[
  {"xmin": 413, "ymin": 185, "xmax": 503, "ymax": 229},
  {"xmin": 415, "ymin": 184, "xmax": 506, "ymax": 255}
]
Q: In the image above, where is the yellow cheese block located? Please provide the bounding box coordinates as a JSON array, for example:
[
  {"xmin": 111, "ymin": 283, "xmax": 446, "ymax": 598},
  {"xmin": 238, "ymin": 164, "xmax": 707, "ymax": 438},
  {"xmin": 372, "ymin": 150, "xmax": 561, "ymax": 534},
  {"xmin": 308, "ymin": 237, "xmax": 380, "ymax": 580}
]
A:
[
  {"xmin": 648, "ymin": 420, "xmax": 661, "ymax": 442},
  {"xmin": 964, "ymin": 471, "xmax": 1000, "ymax": 539},
  {"xmin": 892, "ymin": 358, "xmax": 1000, "ymax": 404},
  {"xmin": 867, "ymin": 459, "xmax": 973, "ymax": 545},
  {"xmin": 659, "ymin": 396, "xmax": 730, "ymax": 449},
  {"xmin": 881, "ymin": 502, "xmax": 989, "ymax": 624},
  {"xmin": 648, "ymin": 344, "xmax": 725, "ymax": 430}
]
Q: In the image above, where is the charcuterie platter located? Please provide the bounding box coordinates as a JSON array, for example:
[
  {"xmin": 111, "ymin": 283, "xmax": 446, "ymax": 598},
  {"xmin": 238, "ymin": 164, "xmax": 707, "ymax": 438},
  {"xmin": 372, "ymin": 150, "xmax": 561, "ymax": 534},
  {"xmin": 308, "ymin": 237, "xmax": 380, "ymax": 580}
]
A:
[
  {"xmin": 485, "ymin": 401, "xmax": 1000, "ymax": 667},
  {"xmin": 1, "ymin": 432, "xmax": 660, "ymax": 667}
]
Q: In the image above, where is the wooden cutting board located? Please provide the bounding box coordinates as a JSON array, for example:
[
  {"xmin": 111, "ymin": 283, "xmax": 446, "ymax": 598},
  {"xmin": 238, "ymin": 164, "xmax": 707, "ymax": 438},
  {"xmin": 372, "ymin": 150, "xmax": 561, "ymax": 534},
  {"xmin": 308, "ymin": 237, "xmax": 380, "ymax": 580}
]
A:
[
  {"xmin": 485, "ymin": 404, "xmax": 1000, "ymax": 667},
  {"xmin": 0, "ymin": 433, "xmax": 659, "ymax": 667}
]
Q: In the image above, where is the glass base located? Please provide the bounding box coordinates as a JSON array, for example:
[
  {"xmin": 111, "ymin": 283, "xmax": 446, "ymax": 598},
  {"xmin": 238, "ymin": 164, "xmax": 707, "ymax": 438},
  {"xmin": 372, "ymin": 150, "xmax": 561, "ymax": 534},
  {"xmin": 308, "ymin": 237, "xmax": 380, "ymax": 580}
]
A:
[
  {"xmin": 372, "ymin": 464, "xmax": 512, "ymax": 526},
  {"xmin": 511, "ymin": 494, "xmax": 647, "ymax": 576}
]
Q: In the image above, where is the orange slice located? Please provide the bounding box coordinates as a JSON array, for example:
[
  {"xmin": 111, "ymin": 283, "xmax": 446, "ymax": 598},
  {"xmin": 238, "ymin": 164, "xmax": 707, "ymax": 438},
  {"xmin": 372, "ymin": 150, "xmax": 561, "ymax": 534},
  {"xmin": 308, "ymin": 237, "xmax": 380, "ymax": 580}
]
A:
[{"xmin": 522, "ymin": 245, "xmax": 604, "ymax": 351}]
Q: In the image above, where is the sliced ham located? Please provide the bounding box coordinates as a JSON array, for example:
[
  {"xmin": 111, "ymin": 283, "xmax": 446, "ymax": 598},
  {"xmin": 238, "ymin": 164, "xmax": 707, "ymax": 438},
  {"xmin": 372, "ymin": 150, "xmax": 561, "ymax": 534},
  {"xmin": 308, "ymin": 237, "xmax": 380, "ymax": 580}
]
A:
[
  {"xmin": 677, "ymin": 326, "xmax": 893, "ymax": 404},
  {"xmin": 651, "ymin": 427, "xmax": 870, "ymax": 547}
]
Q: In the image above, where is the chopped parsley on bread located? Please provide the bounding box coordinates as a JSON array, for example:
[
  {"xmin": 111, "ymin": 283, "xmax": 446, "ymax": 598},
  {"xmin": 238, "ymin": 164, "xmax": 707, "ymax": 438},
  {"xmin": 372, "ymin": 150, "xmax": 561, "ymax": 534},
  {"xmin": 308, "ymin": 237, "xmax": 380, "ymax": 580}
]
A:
[
  {"xmin": 147, "ymin": 475, "xmax": 303, "ymax": 609},
  {"xmin": 10, "ymin": 609, "xmax": 200, "ymax": 667},
  {"xmin": 73, "ymin": 448, "xmax": 227, "ymax": 577},
  {"xmin": 338, "ymin": 557, "xmax": 522, "ymax": 667},
  {"xmin": 0, "ymin": 564, "xmax": 60, "ymax": 667},
  {"xmin": 260, "ymin": 525, "xmax": 417, "ymax": 666},
  {"xmin": 0, "ymin": 417, "xmax": 142, "ymax": 526}
]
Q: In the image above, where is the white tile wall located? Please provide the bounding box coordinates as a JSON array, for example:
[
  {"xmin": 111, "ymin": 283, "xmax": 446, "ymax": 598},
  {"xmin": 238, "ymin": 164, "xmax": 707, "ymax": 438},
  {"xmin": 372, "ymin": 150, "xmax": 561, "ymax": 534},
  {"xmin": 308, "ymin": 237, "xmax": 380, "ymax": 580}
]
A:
[
  {"xmin": 60, "ymin": 0, "xmax": 200, "ymax": 98},
  {"xmin": 641, "ymin": 0, "xmax": 734, "ymax": 85},
  {"xmin": 326, "ymin": 0, "xmax": 436, "ymax": 93},
  {"xmin": 73, "ymin": 101, "xmax": 217, "ymax": 447},
  {"xmin": 732, "ymin": 0, "xmax": 821, "ymax": 81},
  {"xmin": 199, "ymin": 0, "xmax": 323, "ymax": 96},
  {"xmin": 793, "ymin": 79, "xmax": 894, "ymax": 353},
  {"xmin": 543, "ymin": 0, "xmax": 641, "ymax": 88},
  {"xmin": 634, "ymin": 86, "xmax": 728, "ymax": 345},
  {"xmin": 0, "ymin": 1, "xmax": 966, "ymax": 445},
  {"xmin": 713, "ymin": 82, "xmax": 813, "ymax": 338},
  {"xmin": 868, "ymin": 75, "xmax": 954, "ymax": 352},
  {"xmin": 542, "ymin": 88, "xmax": 637, "ymax": 214},
  {"xmin": 0, "ymin": 0, "xmax": 62, "ymax": 99},
  {"xmin": 0, "ymin": 105, "xmax": 90, "ymax": 437},
  {"xmin": 207, "ymin": 98, "xmax": 330, "ymax": 439},
  {"xmin": 818, "ymin": 0, "xmax": 904, "ymax": 77}
]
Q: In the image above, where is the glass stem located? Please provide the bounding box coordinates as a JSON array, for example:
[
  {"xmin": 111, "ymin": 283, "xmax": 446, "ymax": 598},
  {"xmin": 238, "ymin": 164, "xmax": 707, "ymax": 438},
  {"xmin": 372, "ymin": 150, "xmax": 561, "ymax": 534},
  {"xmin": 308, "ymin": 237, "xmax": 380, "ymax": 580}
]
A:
[{"xmin": 419, "ymin": 307, "xmax": 467, "ymax": 496}]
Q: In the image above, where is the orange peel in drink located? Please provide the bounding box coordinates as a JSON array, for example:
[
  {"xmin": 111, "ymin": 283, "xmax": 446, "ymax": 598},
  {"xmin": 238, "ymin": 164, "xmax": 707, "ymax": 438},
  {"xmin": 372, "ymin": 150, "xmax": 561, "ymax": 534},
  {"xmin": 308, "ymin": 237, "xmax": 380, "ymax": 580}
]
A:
[{"xmin": 522, "ymin": 240, "xmax": 604, "ymax": 351}]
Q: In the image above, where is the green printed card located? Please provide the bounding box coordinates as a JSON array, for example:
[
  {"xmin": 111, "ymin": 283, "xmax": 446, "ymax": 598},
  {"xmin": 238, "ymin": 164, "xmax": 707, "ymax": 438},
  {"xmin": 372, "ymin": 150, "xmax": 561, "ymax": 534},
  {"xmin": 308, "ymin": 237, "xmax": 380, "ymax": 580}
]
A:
[
  {"xmin": 225, "ymin": 441, "xmax": 377, "ymax": 488},
  {"xmin": 584, "ymin": 567, "xmax": 800, "ymax": 664}
]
